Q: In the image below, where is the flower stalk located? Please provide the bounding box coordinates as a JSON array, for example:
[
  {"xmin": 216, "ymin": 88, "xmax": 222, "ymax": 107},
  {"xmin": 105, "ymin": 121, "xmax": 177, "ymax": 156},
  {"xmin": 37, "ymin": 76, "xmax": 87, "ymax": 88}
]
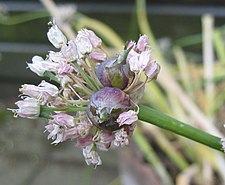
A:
[{"xmin": 138, "ymin": 105, "xmax": 223, "ymax": 152}]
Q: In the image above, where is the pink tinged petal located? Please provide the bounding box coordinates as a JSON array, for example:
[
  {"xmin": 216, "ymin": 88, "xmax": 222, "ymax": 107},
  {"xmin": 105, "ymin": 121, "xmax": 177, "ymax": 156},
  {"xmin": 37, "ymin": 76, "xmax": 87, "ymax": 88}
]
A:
[
  {"xmin": 49, "ymin": 51, "xmax": 67, "ymax": 62},
  {"xmin": 20, "ymin": 84, "xmax": 42, "ymax": 99},
  {"xmin": 144, "ymin": 61, "xmax": 161, "ymax": 80},
  {"xmin": 75, "ymin": 34, "xmax": 93, "ymax": 57},
  {"xmin": 138, "ymin": 50, "xmax": 151, "ymax": 71},
  {"xmin": 38, "ymin": 80, "xmax": 59, "ymax": 96},
  {"xmin": 61, "ymin": 40, "xmax": 78, "ymax": 62},
  {"xmin": 137, "ymin": 35, "xmax": 149, "ymax": 52},
  {"xmin": 47, "ymin": 25, "xmax": 67, "ymax": 48},
  {"xmin": 76, "ymin": 135, "xmax": 93, "ymax": 148},
  {"xmin": 83, "ymin": 29, "xmax": 102, "ymax": 48},
  {"xmin": 28, "ymin": 56, "xmax": 60, "ymax": 76},
  {"xmin": 113, "ymin": 128, "xmax": 129, "ymax": 147},
  {"xmin": 127, "ymin": 40, "xmax": 136, "ymax": 50},
  {"xmin": 27, "ymin": 56, "xmax": 46, "ymax": 76},
  {"xmin": 15, "ymin": 97, "xmax": 40, "ymax": 119},
  {"xmin": 45, "ymin": 123, "xmax": 64, "ymax": 145},
  {"xmin": 128, "ymin": 55, "xmax": 139, "ymax": 72},
  {"xmin": 82, "ymin": 144, "xmax": 102, "ymax": 167},
  {"xmin": 63, "ymin": 127, "xmax": 79, "ymax": 141},
  {"xmin": 117, "ymin": 110, "xmax": 138, "ymax": 127},
  {"xmin": 126, "ymin": 49, "xmax": 138, "ymax": 63},
  {"xmin": 51, "ymin": 113, "xmax": 75, "ymax": 127},
  {"xmin": 95, "ymin": 131, "xmax": 114, "ymax": 151},
  {"xmin": 57, "ymin": 62, "xmax": 74, "ymax": 75},
  {"xmin": 90, "ymin": 51, "xmax": 107, "ymax": 61}
]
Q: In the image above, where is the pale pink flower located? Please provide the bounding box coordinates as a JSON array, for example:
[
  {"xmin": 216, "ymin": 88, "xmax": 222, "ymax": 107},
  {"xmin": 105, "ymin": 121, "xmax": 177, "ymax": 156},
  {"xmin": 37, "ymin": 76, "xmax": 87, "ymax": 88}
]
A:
[
  {"xmin": 47, "ymin": 24, "xmax": 67, "ymax": 48},
  {"xmin": 75, "ymin": 34, "xmax": 93, "ymax": 57},
  {"xmin": 127, "ymin": 49, "xmax": 151, "ymax": 72},
  {"xmin": 57, "ymin": 62, "xmax": 74, "ymax": 75},
  {"xmin": 28, "ymin": 56, "xmax": 59, "ymax": 76},
  {"xmin": 63, "ymin": 127, "xmax": 79, "ymax": 141},
  {"xmin": 45, "ymin": 123, "xmax": 64, "ymax": 145},
  {"xmin": 38, "ymin": 80, "xmax": 59, "ymax": 96},
  {"xmin": 14, "ymin": 97, "xmax": 40, "ymax": 119},
  {"xmin": 61, "ymin": 40, "xmax": 78, "ymax": 62},
  {"xmin": 138, "ymin": 50, "xmax": 151, "ymax": 70},
  {"xmin": 145, "ymin": 61, "xmax": 161, "ymax": 80},
  {"xmin": 90, "ymin": 51, "xmax": 107, "ymax": 61},
  {"xmin": 49, "ymin": 113, "xmax": 75, "ymax": 127},
  {"xmin": 95, "ymin": 131, "xmax": 114, "ymax": 151},
  {"xmin": 82, "ymin": 144, "xmax": 102, "ymax": 167},
  {"xmin": 137, "ymin": 34, "xmax": 149, "ymax": 51},
  {"xmin": 117, "ymin": 110, "xmax": 138, "ymax": 127},
  {"xmin": 20, "ymin": 80, "xmax": 59, "ymax": 104},
  {"xmin": 76, "ymin": 121, "xmax": 92, "ymax": 137},
  {"xmin": 49, "ymin": 51, "xmax": 67, "ymax": 63},
  {"xmin": 83, "ymin": 29, "xmax": 102, "ymax": 48},
  {"xmin": 113, "ymin": 128, "xmax": 129, "ymax": 147}
]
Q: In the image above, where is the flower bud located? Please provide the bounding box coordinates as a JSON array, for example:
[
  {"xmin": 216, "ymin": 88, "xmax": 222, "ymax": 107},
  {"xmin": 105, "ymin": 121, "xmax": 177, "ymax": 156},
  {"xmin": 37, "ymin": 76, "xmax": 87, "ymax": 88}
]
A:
[
  {"xmin": 137, "ymin": 34, "xmax": 149, "ymax": 52},
  {"xmin": 47, "ymin": 25, "xmax": 67, "ymax": 48},
  {"xmin": 14, "ymin": 97, "xmax": 40, "ymax": 119},
  {"xmin": 86, "ymin": 87, "xmax": 131, "ymax": 131},
  {"xmin": 145, "ymin": 61, "xmax": 161, "ymax": 80}
]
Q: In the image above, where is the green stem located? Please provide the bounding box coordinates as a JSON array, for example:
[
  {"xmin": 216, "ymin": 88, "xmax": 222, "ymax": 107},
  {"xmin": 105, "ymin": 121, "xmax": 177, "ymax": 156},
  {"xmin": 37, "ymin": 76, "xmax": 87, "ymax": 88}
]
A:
[
  {"xmin": 138, "ymin": 105, "xmax": 223, "ymax": 152},
  {"xmin": 72, "ymin": 63, "xmax": 98, "ymax": 91},
  {"xmin": 41, "ymin": 105, "xmax": 87, "ymax": 113}
]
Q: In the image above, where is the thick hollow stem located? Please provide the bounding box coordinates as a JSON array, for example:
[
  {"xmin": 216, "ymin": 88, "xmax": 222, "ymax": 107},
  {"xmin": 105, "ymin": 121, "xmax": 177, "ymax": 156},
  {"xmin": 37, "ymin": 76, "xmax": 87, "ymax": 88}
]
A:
[{"xmin": 138, "ymin": 105, "xmax": 223, "ymax": 152}]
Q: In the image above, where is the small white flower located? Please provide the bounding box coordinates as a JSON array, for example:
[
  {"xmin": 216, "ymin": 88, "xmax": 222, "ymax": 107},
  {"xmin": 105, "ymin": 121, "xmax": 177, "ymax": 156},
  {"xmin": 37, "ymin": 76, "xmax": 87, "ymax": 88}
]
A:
[
  {"xmin": 28, "ymin": 56, "xmax": 59, "ymax": 76},
  {"xmin": 45, "ymin": 123, "xmax": 64, "ymax": 145},
  {"xmin": 76, "ymin": 34, "xmax": 93, "ymax": 57},
  {"xmin": 113, "ymin": 128, "xmax": 129, "ymax": 147},
  {"xmin": 82, "ymin": 144, "xmax": 102, "ymax": 167},
  {"xmin": 47, "ymin": 25, "xmax": 67, "ymax": 48}
]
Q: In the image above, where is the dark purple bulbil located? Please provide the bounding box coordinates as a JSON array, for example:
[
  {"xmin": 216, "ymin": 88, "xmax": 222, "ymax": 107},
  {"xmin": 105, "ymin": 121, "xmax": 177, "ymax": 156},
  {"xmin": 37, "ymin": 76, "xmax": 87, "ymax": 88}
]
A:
[
  {"xmin": 86, "ymin": 87, "xmax": 131, "ymax": 131},
  {"xmin": 96, "ymin": 57, "xmax": 130, "ymax": 90}
]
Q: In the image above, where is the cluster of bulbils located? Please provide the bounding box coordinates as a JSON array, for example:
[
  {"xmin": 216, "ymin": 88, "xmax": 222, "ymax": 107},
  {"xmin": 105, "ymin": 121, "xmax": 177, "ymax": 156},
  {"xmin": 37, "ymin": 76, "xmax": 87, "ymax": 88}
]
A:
[{"xmin": 11, "ymin": 22, "xmax": 160, "ymax": 167}]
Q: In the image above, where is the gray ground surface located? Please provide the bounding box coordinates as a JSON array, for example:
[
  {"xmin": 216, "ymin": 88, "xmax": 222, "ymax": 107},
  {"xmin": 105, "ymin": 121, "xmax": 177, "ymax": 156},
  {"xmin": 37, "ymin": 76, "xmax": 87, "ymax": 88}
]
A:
[{"xmin": 0, "ymin": 112, "xmax": 119, "ymax": 185}]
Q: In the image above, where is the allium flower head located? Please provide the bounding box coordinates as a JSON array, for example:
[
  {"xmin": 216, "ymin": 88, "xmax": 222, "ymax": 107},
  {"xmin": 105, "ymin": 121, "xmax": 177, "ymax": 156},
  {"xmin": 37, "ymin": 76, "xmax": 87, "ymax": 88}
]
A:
[{"xmin": 11, "ymin": 22, "xmax": 160, "ymax": 167}]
